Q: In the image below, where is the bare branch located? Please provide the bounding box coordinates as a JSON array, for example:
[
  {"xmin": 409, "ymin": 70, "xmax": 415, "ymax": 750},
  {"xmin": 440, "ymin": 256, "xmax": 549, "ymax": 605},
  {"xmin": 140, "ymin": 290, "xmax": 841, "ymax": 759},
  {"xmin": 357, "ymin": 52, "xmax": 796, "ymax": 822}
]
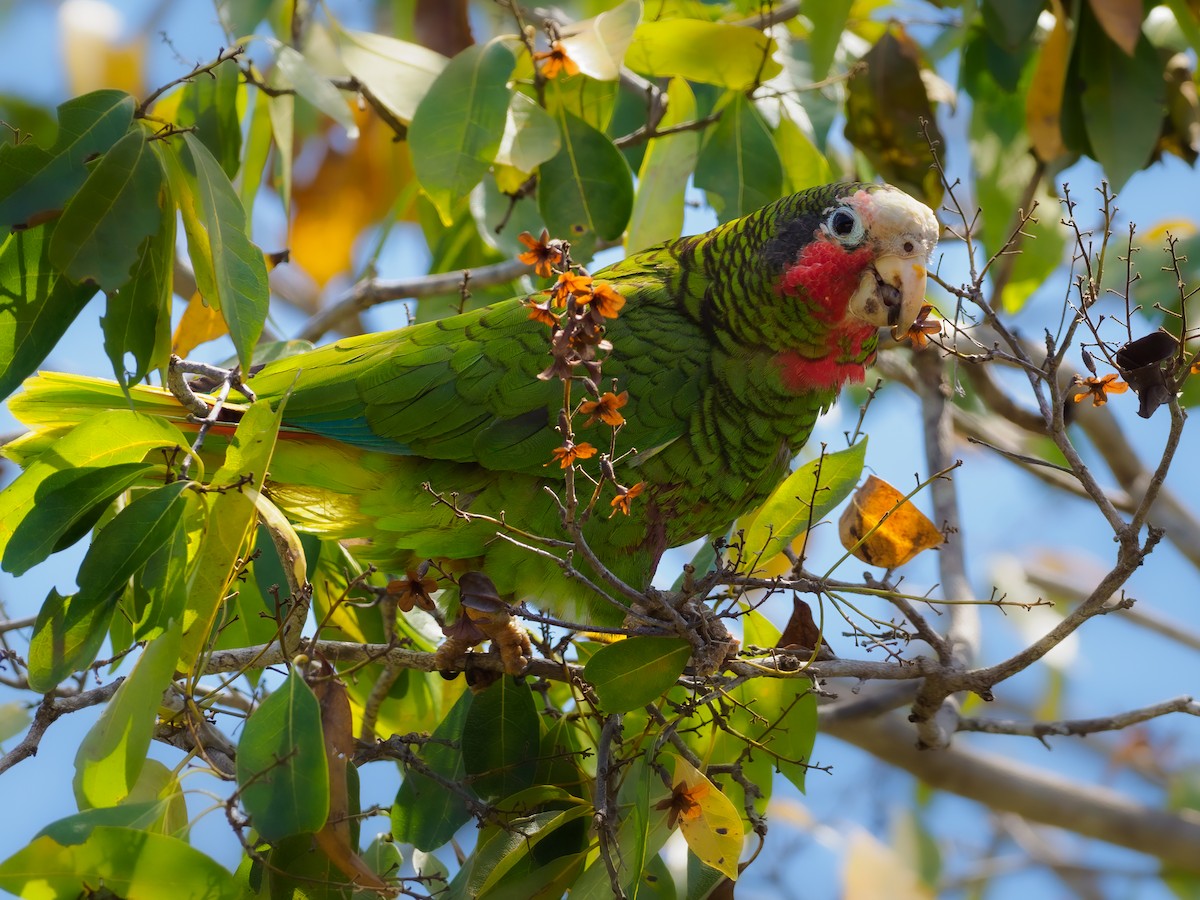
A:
[
  {"xmin": 958, "ymin": 695, "xmax": 1199, "ymax": 742},
  {"xmin": 0, "ymin": 680, "xmax": 123, "ymax": 775}
]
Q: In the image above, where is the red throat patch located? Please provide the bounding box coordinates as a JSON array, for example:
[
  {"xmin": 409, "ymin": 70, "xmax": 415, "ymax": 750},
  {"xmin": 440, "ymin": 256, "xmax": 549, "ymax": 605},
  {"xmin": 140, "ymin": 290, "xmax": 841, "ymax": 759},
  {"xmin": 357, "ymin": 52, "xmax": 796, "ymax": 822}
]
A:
[
  {"xmin": 774, "ymin": 237, "xmax": 879, "ymax": 392},
  {"xmin": 778, "ymin": 239, "xmax": 873, "ymax": 322}
]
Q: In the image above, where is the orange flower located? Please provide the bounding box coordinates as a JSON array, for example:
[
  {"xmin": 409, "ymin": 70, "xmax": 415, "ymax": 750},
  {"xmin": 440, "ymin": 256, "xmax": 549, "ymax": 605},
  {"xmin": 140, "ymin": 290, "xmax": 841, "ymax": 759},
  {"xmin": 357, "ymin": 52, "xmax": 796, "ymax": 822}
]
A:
[
  {"xmin": 517, "ymin": 229, "xmax": 559, "ymax": 277},
  {"xmin": 386, "ymin": 569, "xmax": 438, "ymax": 613},
  {"xmin": 610, "ymin": 481, "xmax": 645, "ymax": 516},
  {"xmin": 901, "ymin": 303, "xmax": 941, "ymax": 349},
  {"xmin": 579, "ymin": 390, "xmax": 629, "ymax": 427},
  {"xmin": 523, "ymin": 298, "xmax": 560, "ymax": 327},
  {"xmin": 1072, "ymin": 373, "xmax": 1129, "ymax": 407},
  {"xmin": 587, "ymin": 282, "xmax": 626, "ymax": 318},
  {"xmin": 532, "ymin": 41, "xmax": 580, "ymax": 79},
  {"xmin": 548, "ymin": 440, "xmax": 598, "ymax": 468},
  {"xmin": 655, "ymin": 778, "xmax": 709, "ymax": 830},
  {"xmin": 550, "ymin": 271, "xmax": 593, "ymax": 308}
]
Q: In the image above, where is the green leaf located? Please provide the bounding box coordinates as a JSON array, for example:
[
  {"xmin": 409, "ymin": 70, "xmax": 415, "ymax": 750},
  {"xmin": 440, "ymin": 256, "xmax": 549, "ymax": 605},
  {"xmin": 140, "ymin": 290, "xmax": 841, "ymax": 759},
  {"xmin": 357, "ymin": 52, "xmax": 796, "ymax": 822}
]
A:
[
  {"xmin": 0, "ymin": 409, "xmax": 188, "ymax": 562},
  {"xmin": 627, "ymin": 77, "xmax": 700, "ymax": 253},
  {"xmin": 264, "ymin": 831, "xmax": 352, "ymax": 898},
  {"xmin": 27, "ymin": 589, "xmax": 115, "ymax": 693},
  {"xmin": 362, "ymin": 835, "xmax": 404, "ymax": 884},
  {"xmin": 36, "ymin": 803, "xmax": 176, "ymax": 845},
  {"xmin": 465, "ymin": 809, "xmax": 591, "ymax": 897},
  {"xmin": 237, "ymin": 670, "xmax": 329, "ymax": 842},
  {"xmin": 0, "ymin": 827, "xmax": 244, "ymax": 899},
  {"xmin": 179, "ymin": 398, "xmax": 282, "ymax": 671},
  {"xmin": 802, "ymin": 0, "xmax": 853, "ymax": 83},
  {"xmin": 74, "ymin": 629, "xmax": 182, "ymax": 809},
  {"xmin": 573, "ymin": 756, "xmax": 672, "ymax": 898},
  {"xmin": 0, "ymin": 89, "xmax": 134, "ymax": 229},
  {"xmin": 217, "ymin": 0, "xmax": 273, "ymax": 39},
  {"xmin": 3, "ymin": 461, "xmax": 153, "ymax": 576},
  {"xmin": 267, "ymin": 92, "xmax": 294, "ymax": 217},
  {"xmin": 538, "ymin": 110, "xmax": 633, "ymax": 257},
  {"xmin": 49, "ymin": 126, "xmax": 164, "ymax": 293},
  {"xmin": 495, "ymin": 91, "xmax": 561, "ymax": 173},
  {"xmin": 133, "ymin": 511, "xmax": 191, "ymax": 641},
  {"xmin": 392, "ymin": 689, "xmax": 475, "ymax": 850},
  {"xmin": 270, "ymin": 42, "xmax": 359, "ymax": 141},
  {"xmin": 0, "ymin": 702, "xmax": 31, "ymax": 744},
  {"xmin": 742, "ymin": 439, "xmax": 866, "ymax": 563},
  {"xmin": 625, "ymin": 20, "xmax": 782, "ymax": 88},
  {"xmin": 174, "ymin": 57, "xmax": 243, "ymax": 178},
  {"xmin": 410, "ymin": 41, "xmax": 516, "ymax": 224},
  {"xmin": 775, "ymin": 112, "xmax": 835, "ymax": 195},
  {"xmin": 584, "ymin": 636, "xmax": 691, "ymax": 713},
  {"xmin": 0, "ymin": 223, "xmax": 98, "ymax": 401},
  {"xmin": 334, "ymin": 27, "xmax": 447, "ymax": 123},
  {"xmin": 461, "ymin": 676, "xmax": 539, "ymax": 804},
  {"xmin": 102, "ymin": 187, "xmax": 175, "ymax": 389},
  {"xmin": 545, "ymin": 74, "xmax": 619, "ymax": 132},
  {"xmin": 981, "ymin": 0, "xmax": 1044, "ymax": 51},
  {"xmin": 694, "ymin": 93, "xmax": 782, "ymax": 223},
  {"xmin": 164, "ymin": 133, "xmax": 269, "ymax": 371},
  {"xmin": 238, "ymin": 87, "xmax": 273, "ymax": 217},
  {"xmin": 559, "ymin": 0, "xmax": 643, "ymax": 81},
  {"xmin": 739, "ymin": 612, "xmax": 818, "ymax": 793},
  {"xmin": 1079, "ymin": 22, "xmax": 1165, "ymax": 191},
  {"xmin": 76, "ymin": 480, "xmax": 191, "ymax": 606},
  {"xmin": 967, "ymin": 35, "xmax": 1066, "ymax": 313}
]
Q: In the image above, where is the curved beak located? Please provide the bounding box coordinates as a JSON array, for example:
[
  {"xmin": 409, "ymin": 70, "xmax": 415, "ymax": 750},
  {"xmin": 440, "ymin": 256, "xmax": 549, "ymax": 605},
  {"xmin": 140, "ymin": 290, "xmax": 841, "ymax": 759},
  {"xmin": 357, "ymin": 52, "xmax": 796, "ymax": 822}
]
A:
[{"xmin": 848, "ymin": 255, "xmax": 928, "ymax": 337}]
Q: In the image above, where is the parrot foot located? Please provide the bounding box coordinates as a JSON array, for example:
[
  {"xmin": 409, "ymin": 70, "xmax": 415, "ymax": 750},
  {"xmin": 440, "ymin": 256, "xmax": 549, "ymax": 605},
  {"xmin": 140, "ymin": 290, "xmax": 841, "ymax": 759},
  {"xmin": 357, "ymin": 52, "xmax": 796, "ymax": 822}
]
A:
[{"xmin": 436, "ymin": 571, "xmax": 532, "ymax": 678}]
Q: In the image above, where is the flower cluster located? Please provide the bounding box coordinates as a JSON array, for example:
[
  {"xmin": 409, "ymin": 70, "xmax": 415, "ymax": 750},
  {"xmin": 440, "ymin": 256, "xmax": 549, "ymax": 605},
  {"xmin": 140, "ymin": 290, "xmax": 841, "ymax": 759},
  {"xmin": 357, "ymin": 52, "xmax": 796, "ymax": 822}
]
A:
[{"xmin": 516, "ymin": 229, "xmax": 642, "ymax": 516}]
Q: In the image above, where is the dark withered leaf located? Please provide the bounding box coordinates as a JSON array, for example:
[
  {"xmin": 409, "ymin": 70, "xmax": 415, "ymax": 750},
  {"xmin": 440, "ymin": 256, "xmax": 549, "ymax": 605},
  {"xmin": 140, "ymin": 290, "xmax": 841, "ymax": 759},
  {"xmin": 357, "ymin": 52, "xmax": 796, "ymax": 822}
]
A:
[
  {"xmin": 1115, "ymin": 331, "xmax": 1178, "ymax": 418},
  {"xmin": 844, "ymin": 25, "xmax": 945, "ymax": 208}
]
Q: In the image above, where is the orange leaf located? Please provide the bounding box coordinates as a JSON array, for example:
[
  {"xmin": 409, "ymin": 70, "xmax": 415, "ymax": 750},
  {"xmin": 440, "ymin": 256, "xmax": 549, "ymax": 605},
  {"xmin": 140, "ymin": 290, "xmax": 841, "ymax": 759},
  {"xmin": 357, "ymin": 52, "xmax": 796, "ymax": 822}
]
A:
[
  {"xmin": 172, "ymin": 292, "xmax": 227, "ymax": 357},
  {"xmin": 60, "ymin": 2, "xmax": 146, "ymax": 96},
  {"xmin": 838, "ymin": 475, "xmax": 943, "ymax": 568},
  {"xmin": 310, "ymin": 662, "xmax": 393, "ymax": 893},
  {"xmin": 290, "ymin": 110, "xmax": 415, "ymax": 288},
  {"xmin": 1026, "ymin": 4, "xmax": 1070, "ymax": 161}
]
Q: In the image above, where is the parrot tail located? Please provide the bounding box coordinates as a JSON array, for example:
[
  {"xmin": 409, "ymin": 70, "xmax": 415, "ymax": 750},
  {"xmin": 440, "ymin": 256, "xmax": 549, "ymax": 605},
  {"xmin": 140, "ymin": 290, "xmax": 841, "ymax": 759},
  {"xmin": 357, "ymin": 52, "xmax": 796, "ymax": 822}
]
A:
[{"xmin": 3, "ymin": 372, "xmax": 237, "ymax": 466}]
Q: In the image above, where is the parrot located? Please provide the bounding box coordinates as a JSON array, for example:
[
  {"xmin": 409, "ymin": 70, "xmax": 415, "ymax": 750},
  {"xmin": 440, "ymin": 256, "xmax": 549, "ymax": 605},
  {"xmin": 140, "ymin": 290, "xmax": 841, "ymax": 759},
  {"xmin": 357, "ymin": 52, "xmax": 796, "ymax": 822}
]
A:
[{"xmin": 5, "ymin": 181, "xmax": 938, "ymax": 637}]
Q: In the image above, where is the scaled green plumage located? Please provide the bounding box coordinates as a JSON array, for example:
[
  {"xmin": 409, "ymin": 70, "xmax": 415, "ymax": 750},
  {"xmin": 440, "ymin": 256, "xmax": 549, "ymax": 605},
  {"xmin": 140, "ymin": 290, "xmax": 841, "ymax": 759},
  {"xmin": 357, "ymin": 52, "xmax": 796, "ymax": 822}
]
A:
[{"xmin": 7, "ymin": 182, "xmax": 939, "ymax": 624}]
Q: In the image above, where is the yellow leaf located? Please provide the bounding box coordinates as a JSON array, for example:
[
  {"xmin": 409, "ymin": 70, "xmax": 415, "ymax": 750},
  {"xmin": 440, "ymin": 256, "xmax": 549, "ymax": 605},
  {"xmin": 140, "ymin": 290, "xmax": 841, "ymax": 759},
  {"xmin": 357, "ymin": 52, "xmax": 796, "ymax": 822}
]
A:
[
  {"xmin": 493, "ymin": 163, "xmax": 532, "ymax": 195},
  {"xmin": 290, "ymin": 109, "xmax": 416, "ymax": 288},
  {"xmin": 1026, "ymin": 6, "xmax": 1070, "ymax": 162},
  {"xmin": 59, "ymin": 0, "xmax": 145, "ymax": 96},
  {"xmin": 172, "ymin": 292, "xmax": 228, "ymax": 357},
  {"xmin": 843, "ymin": 829, "xmax": 934, "ymax": 900},
  {"xmin": 667, "ymin": 755, "xmax": 744, "ymax": 881},
  {"xmin": 837, "ymin": 475, "xmax": 943, "ymax": 568}
]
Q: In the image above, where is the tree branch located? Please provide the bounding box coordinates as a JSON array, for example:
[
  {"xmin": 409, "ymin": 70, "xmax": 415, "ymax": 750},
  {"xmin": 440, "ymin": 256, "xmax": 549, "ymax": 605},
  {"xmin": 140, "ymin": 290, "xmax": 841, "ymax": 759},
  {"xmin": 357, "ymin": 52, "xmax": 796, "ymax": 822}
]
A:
[
  {"xmin": 0, "ymin": 680, "xmax": 123, "ymax": 775},
  {"xmin": 823, "ymin": 712, "xmax": 1200, "ymax": 873},
  {"xmin": 957, "ymin": 695, "xmax": 1199, "ymax": 743}
]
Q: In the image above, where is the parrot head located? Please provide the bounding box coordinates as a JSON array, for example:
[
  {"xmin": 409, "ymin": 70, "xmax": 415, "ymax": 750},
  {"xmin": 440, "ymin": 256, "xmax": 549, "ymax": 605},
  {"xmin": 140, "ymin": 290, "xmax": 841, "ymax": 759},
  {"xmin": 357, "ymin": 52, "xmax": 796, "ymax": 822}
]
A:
[{"xmin": 761, "ymin": 182, "xmax": 940, "ymax": 391}]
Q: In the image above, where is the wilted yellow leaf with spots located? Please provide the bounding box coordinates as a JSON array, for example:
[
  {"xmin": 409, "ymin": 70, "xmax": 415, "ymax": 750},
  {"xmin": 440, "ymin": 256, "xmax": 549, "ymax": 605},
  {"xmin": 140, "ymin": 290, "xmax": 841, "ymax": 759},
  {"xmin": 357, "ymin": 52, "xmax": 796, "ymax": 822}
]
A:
[
  {"xmin": 657, "ymin": 754, "xmax": 744, "ymax": 881},
  {"xmin": 838, "ymin": 475, "xmax": 942, "ymax": 568}
]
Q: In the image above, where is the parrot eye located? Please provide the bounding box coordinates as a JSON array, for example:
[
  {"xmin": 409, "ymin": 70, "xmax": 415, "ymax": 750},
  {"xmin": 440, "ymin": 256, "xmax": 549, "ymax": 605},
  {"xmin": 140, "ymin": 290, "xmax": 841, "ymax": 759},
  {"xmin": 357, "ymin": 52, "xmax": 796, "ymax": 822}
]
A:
[{"xmin": 826, "ymin": 207, "xmax": 865, "ymax": 246}]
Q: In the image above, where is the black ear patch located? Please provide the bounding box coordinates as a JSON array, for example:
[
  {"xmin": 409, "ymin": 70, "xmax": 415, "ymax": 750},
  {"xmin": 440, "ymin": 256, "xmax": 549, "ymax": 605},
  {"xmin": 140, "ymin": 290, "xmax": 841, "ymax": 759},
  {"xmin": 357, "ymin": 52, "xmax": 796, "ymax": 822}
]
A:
[{"xmin": 761, "ymin": 212, "xmax": 823, "ymax": 273}]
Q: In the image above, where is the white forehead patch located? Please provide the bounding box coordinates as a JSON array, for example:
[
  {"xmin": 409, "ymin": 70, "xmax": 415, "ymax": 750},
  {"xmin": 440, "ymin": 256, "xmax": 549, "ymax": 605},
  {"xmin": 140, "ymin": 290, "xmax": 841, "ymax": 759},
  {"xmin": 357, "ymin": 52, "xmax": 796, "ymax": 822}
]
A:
[{"xmin": 846, "ymin": 186, "xmax": 939, "ymax": 259}]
